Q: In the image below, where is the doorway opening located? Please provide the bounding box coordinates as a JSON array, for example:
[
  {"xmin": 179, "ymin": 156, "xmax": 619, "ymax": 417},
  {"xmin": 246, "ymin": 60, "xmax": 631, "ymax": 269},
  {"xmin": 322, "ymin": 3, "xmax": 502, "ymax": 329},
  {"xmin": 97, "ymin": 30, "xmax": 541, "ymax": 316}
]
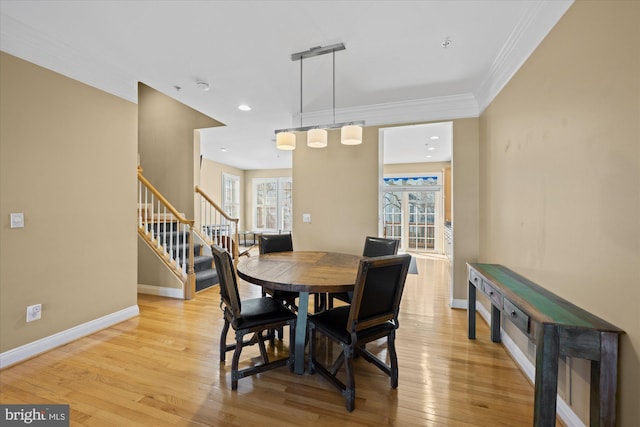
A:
[{"xmin": 379, "ymin": 122, "xmax": 452, "ymax": 256}]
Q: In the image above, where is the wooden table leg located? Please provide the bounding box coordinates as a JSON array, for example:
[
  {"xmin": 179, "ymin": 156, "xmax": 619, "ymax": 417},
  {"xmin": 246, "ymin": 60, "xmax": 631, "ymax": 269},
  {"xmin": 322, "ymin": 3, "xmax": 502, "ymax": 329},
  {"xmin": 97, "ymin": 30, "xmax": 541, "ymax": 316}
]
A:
[
  {"xmin": 491, "ymin": 304, "xmax": 502, "ymax": 343},
  {"xmin": 468, "ymin": 282, "xmax": 476, "ymax": 339},
  {"xmin": 534, "ymin": 323, "xmax": 559, "ymax": 427},
  {"xmin": 293, "ymin": 291, "xmax": 309, "ymax": 375},
  {"xmin": 590, "ymin": 331, "xmax": 619, "ymax": 426}
]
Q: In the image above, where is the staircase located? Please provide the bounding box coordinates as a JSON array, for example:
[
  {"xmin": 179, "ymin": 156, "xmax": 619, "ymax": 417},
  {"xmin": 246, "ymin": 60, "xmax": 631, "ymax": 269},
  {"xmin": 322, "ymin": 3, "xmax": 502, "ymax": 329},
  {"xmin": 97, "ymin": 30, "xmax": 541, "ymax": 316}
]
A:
[
  {"xmin": 158, "ymin": 223, "xmax": 218, "ymax": 292},
  {"xmin": 138, "ymin": 167, "xmax": 237, "ymax": 299}
]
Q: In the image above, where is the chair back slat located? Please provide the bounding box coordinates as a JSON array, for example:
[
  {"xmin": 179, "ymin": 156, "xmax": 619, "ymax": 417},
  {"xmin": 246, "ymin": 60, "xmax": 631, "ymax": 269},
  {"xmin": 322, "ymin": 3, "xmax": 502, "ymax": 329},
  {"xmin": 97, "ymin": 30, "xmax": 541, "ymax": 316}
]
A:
[
  {"xmin": 259, "ymin": 233, "xmax": 293, "ymax": 254},
  {"xmin": 347, "ymin": 254, "xmax": 411, "ymax": 332},
  {"xmin": 362, "ymin": 236, "xmax": 400, "ymax": 257},
  {"xmin": 211, "ymin": 244, "xmax": 242, "ymax": 318}
]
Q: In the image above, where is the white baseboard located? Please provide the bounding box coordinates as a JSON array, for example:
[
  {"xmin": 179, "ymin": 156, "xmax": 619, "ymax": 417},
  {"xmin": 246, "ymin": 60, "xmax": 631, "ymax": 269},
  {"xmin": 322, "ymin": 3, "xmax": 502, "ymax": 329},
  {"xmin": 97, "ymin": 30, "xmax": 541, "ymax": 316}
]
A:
[
  {"xmin": 450, "ymin": 298, "xmax": 468, "ymax": 309},
  {"xmin": 137, "ymin": 284, "xmax": 184, "ymax": 299},
  {"xmin": 475, "ymin": 303, "xmax": 585, "ymax": 427},
  {"xmin": 0, "ymin": 305, "xmax": 139, "ymax": 369}
]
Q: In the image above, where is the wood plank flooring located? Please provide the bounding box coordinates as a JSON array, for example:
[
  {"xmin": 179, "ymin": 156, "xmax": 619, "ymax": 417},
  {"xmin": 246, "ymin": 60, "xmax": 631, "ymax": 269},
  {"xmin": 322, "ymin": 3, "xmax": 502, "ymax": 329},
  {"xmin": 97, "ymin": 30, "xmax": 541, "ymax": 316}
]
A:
[{"xmin": 0, "ymin": 255, "xmax": 560, "ymax": 426}]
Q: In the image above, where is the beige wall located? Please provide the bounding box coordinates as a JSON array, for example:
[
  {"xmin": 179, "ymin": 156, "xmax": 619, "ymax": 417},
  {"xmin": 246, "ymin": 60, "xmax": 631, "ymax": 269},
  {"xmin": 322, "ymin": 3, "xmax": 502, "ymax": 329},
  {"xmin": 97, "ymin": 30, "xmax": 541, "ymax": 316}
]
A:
[
  {"xmin": 479, "ymin": 1, "xmax": 639, "ymax": 424},
  {"xmin": 293, "ymin": 128, "xmax": 379, "ymax": 254},
  {"xmin": 137, "ymin": 83, "xmax": 221, "ymax": 218},
  {"xmin": 0, "ymin": 52, "xmax": 138, "ymax": 352},
  {"xmin": 452, "ymin": 118, "xmax": 480, "ymax": 301}
]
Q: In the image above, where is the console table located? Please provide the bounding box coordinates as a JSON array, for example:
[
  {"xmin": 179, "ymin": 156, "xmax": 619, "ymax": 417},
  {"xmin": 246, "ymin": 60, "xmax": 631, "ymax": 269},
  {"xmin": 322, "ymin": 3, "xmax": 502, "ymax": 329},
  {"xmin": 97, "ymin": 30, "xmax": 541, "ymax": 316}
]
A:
[{"xmin": 467, "ymin": 263, "xmax": 622, "ymax": 427}]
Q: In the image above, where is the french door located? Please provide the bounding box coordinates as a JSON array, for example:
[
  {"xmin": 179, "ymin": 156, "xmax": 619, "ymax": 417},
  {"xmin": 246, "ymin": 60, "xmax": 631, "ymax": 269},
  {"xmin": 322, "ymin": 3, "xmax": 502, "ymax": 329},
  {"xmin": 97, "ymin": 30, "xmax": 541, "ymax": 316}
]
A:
[{"xmin": 382, "ymin": 176, "xmax": 441, "ymax": 252}]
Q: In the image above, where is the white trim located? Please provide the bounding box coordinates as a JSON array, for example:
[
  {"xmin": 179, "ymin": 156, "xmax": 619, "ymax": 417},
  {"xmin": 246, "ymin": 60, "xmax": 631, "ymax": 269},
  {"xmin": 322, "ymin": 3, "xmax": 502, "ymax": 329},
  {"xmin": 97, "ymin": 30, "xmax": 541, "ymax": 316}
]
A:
[
  {"xmin": 137, "ymin": 284, "xmax": 184, "ymax": 299},
  {"xmin": 450, "ymin": 298, "xmax": 468, "ymax": 309},
  {"xmin": 474, "ymin": 0, "xmax": 574, "ymax": 112},
  {"xmin": 475, "ymin": 302, "xmax": 585, "ymax": 427},
  {"xmin": 0, "ymin": 14, "xmax": 138, "ymax": 103},
  {"xmin": 295, "ymin": 94, "xmax": 479, "ymax": 128},
  {"xmin": 0, "ymin": 305, "xmax": 139, "ymax": 369}
]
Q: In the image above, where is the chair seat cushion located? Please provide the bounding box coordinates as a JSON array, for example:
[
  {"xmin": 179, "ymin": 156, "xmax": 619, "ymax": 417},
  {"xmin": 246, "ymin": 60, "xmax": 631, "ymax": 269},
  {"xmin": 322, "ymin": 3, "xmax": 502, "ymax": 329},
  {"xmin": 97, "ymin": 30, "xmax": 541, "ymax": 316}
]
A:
[
  {"xmin": 236, "ymin": 297, "xmax": 297, "ymax": 330},
  {"xmin": 309, "ymin": 306, "xmax": 395, "ymax": 344}
]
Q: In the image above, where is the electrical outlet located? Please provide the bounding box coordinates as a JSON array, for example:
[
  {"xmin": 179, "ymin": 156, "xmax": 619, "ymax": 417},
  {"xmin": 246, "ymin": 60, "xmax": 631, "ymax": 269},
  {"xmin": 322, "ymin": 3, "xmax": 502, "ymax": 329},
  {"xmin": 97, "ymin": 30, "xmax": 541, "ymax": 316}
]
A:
[{"xmin": 26, "ymin": 304, "xmax": 41, "ymax": 322}]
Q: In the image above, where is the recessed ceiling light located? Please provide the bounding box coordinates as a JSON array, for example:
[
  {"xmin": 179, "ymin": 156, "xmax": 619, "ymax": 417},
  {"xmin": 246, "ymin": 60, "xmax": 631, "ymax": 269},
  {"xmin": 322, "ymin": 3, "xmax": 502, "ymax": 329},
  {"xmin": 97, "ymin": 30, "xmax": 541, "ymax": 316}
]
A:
[
  {"xmin": 426, "ymin": 155, "xmax": 433, "ymax": 158},
  {"xmin": 427, "ymin": 147, "xmax": 436, "ymax": 151},
  {"xmin": 220, "ymin": 148, "xmax": 227, "ymax": 152},
  {"xmin": 238, "ymin": 104, "xmax": 251, "ymax": 111},
  {"xmin": 196, "ymin": 81, "xmax": 210, "ymax": 91},
  {"xmin": 430, "ymin": 136, "xmax": 439, "ymax": 140}
]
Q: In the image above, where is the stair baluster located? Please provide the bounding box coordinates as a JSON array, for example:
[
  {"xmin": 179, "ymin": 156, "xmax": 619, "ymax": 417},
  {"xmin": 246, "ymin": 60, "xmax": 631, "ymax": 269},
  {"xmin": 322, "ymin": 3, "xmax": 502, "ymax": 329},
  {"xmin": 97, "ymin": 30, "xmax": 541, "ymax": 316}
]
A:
[
  {"xmin": 195, "ymin": 186, "xmax": 240, "ymax": 263},
  {"xmin": 138, "ymin": 167, "xmax": 197, "ymax": 299}
]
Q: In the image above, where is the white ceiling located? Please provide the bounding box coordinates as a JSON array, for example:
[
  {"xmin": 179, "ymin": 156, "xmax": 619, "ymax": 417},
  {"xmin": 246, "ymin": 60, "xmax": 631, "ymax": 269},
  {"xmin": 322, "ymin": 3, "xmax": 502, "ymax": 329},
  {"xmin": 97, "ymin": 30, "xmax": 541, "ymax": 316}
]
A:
[{"xmin": 0, "ymin": 0, "xmax": 572, "ymax": 170}]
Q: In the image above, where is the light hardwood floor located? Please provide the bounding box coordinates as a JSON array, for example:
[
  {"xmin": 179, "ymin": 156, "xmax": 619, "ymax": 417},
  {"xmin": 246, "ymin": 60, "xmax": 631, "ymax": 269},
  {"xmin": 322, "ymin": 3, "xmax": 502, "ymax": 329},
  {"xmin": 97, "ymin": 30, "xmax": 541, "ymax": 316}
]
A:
[{"xmin": 0, "ymin": 255, "xmax": 559, "ymax": 426}]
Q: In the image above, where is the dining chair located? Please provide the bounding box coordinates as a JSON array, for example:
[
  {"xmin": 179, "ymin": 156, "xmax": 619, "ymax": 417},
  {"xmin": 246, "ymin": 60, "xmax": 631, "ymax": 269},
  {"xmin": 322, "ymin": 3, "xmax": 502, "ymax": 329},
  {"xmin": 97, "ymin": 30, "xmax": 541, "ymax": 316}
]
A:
[
  {"xmin": 327, "ymin": 236, "xmax": 400, "ymax": 308},
  {"xmin": 211, "ymin": 244, "xmax": 296, "ymax": 390},
  {"xmin": 308, "ymin": 254, "xmax": 411, "ymax": 411},
  {"xmin": 258, "ymin": 233, "xmax": 299, "ymax": 311}
]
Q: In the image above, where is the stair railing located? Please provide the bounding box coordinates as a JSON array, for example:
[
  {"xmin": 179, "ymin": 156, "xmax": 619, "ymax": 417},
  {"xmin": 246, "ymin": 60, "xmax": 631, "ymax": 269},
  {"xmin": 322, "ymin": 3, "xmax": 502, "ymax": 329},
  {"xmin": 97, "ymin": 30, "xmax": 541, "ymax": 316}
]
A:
[
  {"xmin": 195, "ymin": 186, "xmax": 239, "ymax": 262},
  {"xmin": 138, "ymin": 167, "xmax": 196, "ymax": 300}
]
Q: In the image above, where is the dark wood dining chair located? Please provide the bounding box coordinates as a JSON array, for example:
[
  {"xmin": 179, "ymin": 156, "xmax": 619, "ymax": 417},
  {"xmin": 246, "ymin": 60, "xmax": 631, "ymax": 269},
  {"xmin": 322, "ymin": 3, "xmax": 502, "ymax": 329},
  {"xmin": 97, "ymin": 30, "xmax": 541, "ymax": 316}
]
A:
[
  {"xmin": 211, "ymin": 244, "xmax": 296, "ymax": 390},
  {"xmin": 258, "ymin": 233, "xmax": 299, "ymax": 311},
  {"xmin": 308, "ymin": 254, "xmax": 411, "ymax": 411},
  {"xmin": 328, "ymin": 236, "xmax": 400, "ymax": 308}
]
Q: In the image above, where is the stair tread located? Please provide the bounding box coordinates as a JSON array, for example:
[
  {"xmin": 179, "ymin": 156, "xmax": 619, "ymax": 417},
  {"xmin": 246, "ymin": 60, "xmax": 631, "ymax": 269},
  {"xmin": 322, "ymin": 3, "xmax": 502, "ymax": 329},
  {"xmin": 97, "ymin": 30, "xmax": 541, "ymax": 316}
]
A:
[
  {"xmin": 196, "ymin": 269, "xmax": 217, "ymax": 279},
  {"xmin": 195, "ymin": 268, "xmax": 219, "ymax": 292}
]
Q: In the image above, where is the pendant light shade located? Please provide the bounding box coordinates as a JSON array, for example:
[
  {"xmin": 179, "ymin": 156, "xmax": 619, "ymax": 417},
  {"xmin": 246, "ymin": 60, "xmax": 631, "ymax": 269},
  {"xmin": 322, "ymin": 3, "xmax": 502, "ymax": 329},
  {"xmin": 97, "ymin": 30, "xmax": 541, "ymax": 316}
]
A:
[
  {"xmin": 341, "ymin": 124, "xmax": 363, "ymax": 145},
  {"xmin": 276, "ymin": 132, "xmax": 296, "ymax": 150},
  {"xmin": 307, "ymin": 128, "xmax": 328, "ymax": 148}
]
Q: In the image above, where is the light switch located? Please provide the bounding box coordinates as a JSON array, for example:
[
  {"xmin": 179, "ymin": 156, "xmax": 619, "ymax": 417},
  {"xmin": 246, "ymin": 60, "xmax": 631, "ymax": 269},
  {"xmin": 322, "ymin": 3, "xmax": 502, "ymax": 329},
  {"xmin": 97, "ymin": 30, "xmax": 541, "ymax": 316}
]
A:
[
  {"xmin": 10, "ymin": 212, "xmax": 24, "ymax": 229},
  {"xmin": 302, "ymin": 213, "xmax": 311, "ymax": 223}
]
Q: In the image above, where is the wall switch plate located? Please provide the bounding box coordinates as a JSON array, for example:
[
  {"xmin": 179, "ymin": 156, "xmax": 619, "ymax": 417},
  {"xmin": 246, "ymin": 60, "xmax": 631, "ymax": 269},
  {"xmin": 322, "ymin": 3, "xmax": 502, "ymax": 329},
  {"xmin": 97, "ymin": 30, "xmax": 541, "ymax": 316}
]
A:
[
  {"xmin": 302, "ymin": 213, "xmax": 311, "ymax": 223},
  {"xmin": 10, "ymin": 212, "xmax": 24, "ymax": 228},
  {"xmin": 26, "ymin": 304, "xmax": 41, "ymax": 322}
]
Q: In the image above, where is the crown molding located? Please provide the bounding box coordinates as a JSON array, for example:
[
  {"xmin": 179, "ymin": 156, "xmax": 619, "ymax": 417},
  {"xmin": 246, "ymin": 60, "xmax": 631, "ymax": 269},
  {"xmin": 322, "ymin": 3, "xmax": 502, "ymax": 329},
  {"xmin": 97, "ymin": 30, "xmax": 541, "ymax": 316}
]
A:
[
  {"xmin": 0, "ymin": 14, "xmax": 138, "ymax": 103},
  {"xmin": 295, "ymin": 93, "xmax": 479, "ymax": 128},
  {"xmin": 474, "ymin": 0, "xmax": 574, "ymax": 113}
]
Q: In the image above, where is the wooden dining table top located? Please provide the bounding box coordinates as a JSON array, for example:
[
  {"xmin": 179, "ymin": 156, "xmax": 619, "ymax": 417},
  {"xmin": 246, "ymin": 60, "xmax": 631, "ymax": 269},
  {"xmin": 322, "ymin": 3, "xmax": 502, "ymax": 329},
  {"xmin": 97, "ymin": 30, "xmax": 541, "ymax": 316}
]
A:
[{"xmin": 236, "ymin": 251, "xmax": 362, "ymax": 293}]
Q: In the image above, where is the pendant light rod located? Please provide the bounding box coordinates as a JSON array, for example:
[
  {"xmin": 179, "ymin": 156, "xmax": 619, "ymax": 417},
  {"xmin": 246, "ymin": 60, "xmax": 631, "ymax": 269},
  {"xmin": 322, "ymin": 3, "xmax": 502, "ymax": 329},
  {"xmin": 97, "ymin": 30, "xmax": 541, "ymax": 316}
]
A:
[
  {"xmin": 333, "ymin": 49, "xmax": 336, "ymax": 125},
  {"xmin": 290, "ymin": 43, "xmax": 345, "ymax": 61},
  {"xmin": 299, "ymin": 57, "xmax": 303, "ymax": 127}
]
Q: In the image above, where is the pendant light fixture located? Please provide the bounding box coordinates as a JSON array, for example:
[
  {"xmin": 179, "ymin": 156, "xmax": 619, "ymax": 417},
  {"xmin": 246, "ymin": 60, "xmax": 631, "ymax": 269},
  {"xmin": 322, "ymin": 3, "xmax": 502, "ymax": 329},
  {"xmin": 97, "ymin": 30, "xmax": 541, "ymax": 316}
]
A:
[{"xmin": 275, "ymin": 43, "xmax": 364, "ymax": 150}]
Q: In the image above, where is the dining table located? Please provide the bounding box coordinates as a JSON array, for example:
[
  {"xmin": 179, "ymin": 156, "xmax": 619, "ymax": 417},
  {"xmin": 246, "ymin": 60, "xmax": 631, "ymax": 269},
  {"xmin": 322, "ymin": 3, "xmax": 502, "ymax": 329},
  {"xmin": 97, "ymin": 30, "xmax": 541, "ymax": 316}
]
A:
[{"xmin": 236, "ymin": 250, "xmax": 362, "ymax": 374}]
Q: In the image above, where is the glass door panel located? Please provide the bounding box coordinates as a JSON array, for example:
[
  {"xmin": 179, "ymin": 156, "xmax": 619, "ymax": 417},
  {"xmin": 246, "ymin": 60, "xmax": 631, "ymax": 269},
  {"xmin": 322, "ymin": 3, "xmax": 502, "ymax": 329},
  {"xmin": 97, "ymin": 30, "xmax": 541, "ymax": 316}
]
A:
[{"xmin": 383, "ymin": 191, "xmax": 403, "ymax": 241}]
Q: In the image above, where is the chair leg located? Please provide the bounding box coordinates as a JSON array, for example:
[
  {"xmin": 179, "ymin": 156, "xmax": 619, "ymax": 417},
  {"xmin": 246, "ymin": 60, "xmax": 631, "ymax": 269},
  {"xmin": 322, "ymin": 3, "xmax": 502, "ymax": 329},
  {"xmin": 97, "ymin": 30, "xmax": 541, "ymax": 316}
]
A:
[
  {"xmin": 220, "ymin": 318, "xmax": 230, "ymax": 363},
  {"xmin": 343, "ymin": 345, "xmax": 356, "ymax": 412},
  {"xmin": 314, "ymin": 293, "xmax": 326, "ymax": 313},
  {"xmin": 388, "ymin": 331, "xmax": 399, "ymax": 389},
  {"xmin": 231, "ymin": 330, "xmax": 245, "ymax": 390},
  {"xmin": 257, "ymin": 331, "xmax": 269, "ymax": 364},
  {"xmin": 288, "ymin": 319, "xmax": 296, "ymax": 372}
]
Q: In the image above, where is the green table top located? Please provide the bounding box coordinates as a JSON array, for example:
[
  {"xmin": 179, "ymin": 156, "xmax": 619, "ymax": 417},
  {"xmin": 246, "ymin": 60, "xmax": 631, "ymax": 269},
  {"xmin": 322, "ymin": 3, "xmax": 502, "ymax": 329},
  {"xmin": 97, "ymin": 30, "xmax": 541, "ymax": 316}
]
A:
[{"xmin": 470, "ymin": 263, "xmax": 622, "ymax": 332}]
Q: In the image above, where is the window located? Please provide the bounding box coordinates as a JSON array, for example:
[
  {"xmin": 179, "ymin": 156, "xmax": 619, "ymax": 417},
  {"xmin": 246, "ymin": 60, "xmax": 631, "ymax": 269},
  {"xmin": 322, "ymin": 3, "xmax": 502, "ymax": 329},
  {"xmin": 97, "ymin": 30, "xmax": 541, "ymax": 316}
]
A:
[
  {"xmin": 222, "ymin": 173, "xmax": 240, "ymax": 219},
  {"xmin": 253, "ymin": 177, "xmax": 292, "ymax": 232}
]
